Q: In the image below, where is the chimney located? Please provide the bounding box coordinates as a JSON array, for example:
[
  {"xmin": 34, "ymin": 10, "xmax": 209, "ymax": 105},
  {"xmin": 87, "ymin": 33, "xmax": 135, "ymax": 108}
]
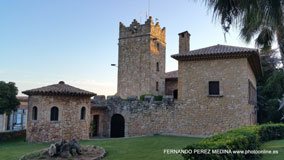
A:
[{"xmin": 178, "ymin": 31, "xmax": 190, "ymax": 54}]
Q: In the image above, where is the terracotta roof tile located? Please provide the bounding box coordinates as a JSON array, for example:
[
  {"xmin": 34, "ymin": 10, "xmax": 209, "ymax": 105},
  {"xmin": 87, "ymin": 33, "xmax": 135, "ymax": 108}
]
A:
[
  {"xmin": 172, "ymin": 44, "xmax": 258, "ymax": 58},
  {"xmin": 171, "ymin": 44, "xmax": 262, "ymax": 77},
  {"xmin": 22, "ymin": 81, "xmax": 96, "ymax": 97}
]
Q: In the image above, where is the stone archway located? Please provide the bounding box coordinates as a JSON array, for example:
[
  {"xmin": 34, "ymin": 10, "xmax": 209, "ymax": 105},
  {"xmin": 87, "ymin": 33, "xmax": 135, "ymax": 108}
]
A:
[{"xmin": 110, "ymin": 114, "xmax": 125, "ymax": 138}]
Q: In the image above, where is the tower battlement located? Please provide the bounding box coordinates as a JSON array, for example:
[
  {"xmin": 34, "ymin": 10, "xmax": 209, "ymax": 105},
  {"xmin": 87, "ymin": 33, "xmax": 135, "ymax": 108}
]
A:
[
  {"xmin": 117, "ymin": 16, "xmax": 166, "ymax": 98},
  {"xmin": 119, "ymin": 16, "xmax": 166, "ymax": 43}
]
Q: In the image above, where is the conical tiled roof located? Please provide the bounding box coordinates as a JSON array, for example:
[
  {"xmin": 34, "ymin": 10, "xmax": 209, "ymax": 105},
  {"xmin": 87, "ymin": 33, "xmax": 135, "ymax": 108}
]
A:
[{"xmin": 22, "ymin": 81, "xmax": 96, "ymax": 97}]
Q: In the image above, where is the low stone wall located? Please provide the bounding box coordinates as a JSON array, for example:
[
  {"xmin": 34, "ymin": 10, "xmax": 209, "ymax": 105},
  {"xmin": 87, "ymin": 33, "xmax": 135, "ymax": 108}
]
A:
[{"xmin": 91, "ymin": 95, "xmax": 255, "ymax": 137}]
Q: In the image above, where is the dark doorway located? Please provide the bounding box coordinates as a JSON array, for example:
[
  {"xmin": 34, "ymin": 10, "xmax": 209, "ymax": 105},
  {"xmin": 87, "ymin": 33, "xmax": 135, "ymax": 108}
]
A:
[
  {"xmin": 110, "ymin": 114, "xmax": 125, "ymax": 138},
  {"xmin": 92, "ymin": 115, "xmax": 99, "ymax": 137},
  {"xmin": 173, "ymin": 89, "xmax": 178, "ymax": 99},
  {"xmin": 6, "ymin": 114, "xmax": 10, "ymax": 130}
]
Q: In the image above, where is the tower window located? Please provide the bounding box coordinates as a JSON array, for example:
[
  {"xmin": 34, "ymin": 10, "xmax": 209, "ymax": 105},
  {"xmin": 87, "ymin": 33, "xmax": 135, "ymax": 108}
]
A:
[
  {"xmin": 50, "ymin": 106, "xmax": 59, "ymax": 121},
  {"xmin": 156, "ymin": 62, "xmax": 159, "ymax": 72},
  {"xmin": 156, "ymin": 81, "xmax": 159, "ymax": 91},
  {"xmin": 209, "ymin": 81, "xmax": 220, "ymax": 95},
  {"xmin": 157, "ymin": 43, "xmax": 160, "ymax": 51},
  {"xmin": 32, "ymin": 106, "xmax": 37, "ymax": 120},
  {"xmin": 80, "ymin": 107, "xmax": 86, "ymax": 120}
]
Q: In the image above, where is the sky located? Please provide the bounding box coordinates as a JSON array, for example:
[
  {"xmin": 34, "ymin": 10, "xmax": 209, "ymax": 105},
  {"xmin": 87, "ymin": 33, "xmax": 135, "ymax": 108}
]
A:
[{"xmin": 0, "ymin": 0, "xmax": 259, "ymax": 96}]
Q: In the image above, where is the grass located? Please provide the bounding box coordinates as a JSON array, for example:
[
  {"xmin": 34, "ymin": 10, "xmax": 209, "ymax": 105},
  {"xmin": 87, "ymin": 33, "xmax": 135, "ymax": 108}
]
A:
[
  {"xmin": 0, "ymin": 135, "xmax": 202, "ymax": 160},
  {"xmin": 262, "ymin": 139, "xmax": 284, "ymax": 160}
]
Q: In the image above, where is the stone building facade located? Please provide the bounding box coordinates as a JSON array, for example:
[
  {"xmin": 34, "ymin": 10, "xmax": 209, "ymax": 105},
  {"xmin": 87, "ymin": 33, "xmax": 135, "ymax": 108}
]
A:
[
  {"xmin": 91, "ymin": 17, "xmax": 261, "ymax": 138},
  {"xmin": 117, "ymin": 17, "xmax": 166, "ymax": 99},
  {"xmin": 24, "ymin": 17, "xmax": 262, "ymax": 142},
  {"xmin": 23, "ymin": 81, "xmax": 95, "ymax": 142}
]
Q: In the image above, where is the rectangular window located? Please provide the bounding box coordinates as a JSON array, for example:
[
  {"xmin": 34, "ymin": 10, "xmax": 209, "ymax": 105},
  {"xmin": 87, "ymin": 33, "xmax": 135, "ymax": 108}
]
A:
[
  {"xmin": 157, "ymin": 43, "xmax": 160, "ymax": 51},
  {"xmin": 16, "ymin": 113, "xmax": 22, "ymax": 124},
  {"xmin": 156, "ymin": 62, "xmax": 159, "ymax": 72},
  {"xmin": 209, "ymin": 81, "xmax": 220, "ymax": 95},
  {"xmin": 156, "ymin": 81, "xmax": 159, "ymax": 91}
]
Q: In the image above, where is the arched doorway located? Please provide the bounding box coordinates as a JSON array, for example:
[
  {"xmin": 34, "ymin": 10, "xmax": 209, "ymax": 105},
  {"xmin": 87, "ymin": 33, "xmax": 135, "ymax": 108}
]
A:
[{"xmin": 110, "ymin": 114, "xmax": 125, "ymax": 138}]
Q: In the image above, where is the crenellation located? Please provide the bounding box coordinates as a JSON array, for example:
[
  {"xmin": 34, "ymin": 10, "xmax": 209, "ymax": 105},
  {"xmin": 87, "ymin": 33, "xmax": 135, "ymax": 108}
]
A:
[
  {"xmin": 23, "ymin": 17, "xmax": 260, "ymax": 142},
  {"xmin": 117, "ymin": 16, "xmax": 166, "ymax": 98}
]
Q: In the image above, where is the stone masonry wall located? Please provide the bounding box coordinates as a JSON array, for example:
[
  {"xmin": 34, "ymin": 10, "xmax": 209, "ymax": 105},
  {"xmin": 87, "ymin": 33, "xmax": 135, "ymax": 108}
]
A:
[
  {"xmin": 92, "ymin": 58, "xmax": 258, "ymax": 137},
  {"xmin": 178, "ymin": 58, "xmax": 257, "ymax": 128},
  {"xmin": 92, "ymin": 89, "xmax": 256, "ymax": 138},
  {"xmin": 26, "ymin": 95, "xmax": 90, "ymax": 142},
  {"xmin": 117, "ymin": 17, "xmax": 165, "ymax": 98}
]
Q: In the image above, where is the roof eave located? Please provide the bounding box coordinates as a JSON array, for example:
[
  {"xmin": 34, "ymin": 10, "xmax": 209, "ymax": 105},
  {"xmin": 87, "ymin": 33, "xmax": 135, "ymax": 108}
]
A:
[
  {"xmin": 171, "ymin": 51, "xmax": 262, "ymax": 78},
  {"xmin": 22, "ymin": 91, "xmax": 96, "ymax": 97}
]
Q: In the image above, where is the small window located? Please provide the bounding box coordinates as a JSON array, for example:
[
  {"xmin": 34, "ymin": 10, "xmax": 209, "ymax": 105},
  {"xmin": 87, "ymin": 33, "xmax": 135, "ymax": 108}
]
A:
[
  {"xmin": 157, "ymin": 43, "xmax": 160, "ymax": 51},
  {"xmin": 209, "ymin": 81, "xmax": 220, "ymax": 95},
  {"xmin": 50, "ymin": 106, "xmax": 59, "ymax": 121},
  {"xmin": 32, "ymin": 106, "xmax": 37, "ymax": 120},
  {"xmin": 156, "ymin": 62, "xmax": 159, "ymax": 72},
  {"xmin": 156, "ymin": 81, "xmax": 159, "ymax": 91},
  {"xmin": 80, "ymin": 107, "xmax": 86, "ymax": 120}
]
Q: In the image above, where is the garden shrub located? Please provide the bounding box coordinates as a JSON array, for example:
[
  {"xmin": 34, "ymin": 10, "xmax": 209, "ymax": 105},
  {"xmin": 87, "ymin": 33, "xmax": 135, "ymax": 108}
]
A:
[
  {"xmin": 0, "ymin": 130, "xmax": 26, "ymax": 142},
  {"xmin": 182, "ymin": 124, "xmax": 284, "ymax": 160},
  {"xmin": 154, "ymin": 95, "xmax": 163, "ymax": 101},
  {"xmin": 259, "ymin": 123, "xmax": 284, "ymax": 142}
]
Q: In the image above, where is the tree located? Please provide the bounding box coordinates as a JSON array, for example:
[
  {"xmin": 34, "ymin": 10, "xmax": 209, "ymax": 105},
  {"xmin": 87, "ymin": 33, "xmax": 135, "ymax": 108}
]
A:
[
  {"xmin": 257, "ymin": 49, "xmax": 284, "ymax": 123},
  {"xmin": 199, "ymin": 0, "xmax": 284, "ymax": 62},
  {"xmin": 0, "ymin": 81, "xmax": 20, "ymax": 114}
]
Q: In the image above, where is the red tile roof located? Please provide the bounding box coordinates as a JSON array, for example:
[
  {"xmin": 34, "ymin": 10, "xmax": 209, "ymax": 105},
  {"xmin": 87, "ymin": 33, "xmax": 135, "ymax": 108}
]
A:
[
  {"xmin": 171, "ymin": 44, "xmax": 262, "ymax": 77},
  {"xmin": 22, "ymin": 81, "xmax": 96, "ymax": 97}
]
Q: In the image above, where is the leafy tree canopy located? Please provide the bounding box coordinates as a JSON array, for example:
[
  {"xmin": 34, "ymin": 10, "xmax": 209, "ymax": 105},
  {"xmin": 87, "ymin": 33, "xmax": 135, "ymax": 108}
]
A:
[
  {"xmin": 0, "ymin": 81, "xmax": 20, "ymax": 114},
  {"xmin": 199, "ymin": 0, "xmax": 284, "ymax": 62}
]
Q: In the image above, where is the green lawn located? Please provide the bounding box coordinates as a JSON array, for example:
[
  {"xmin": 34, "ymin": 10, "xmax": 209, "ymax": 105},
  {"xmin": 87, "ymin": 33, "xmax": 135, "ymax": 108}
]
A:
[
  {"xmin": 262, "ymin": 139, "xmax": 284, "ymax": 160},
  {"xmin": 0, "ymin": 136, "xmax": 202, "ymax": 160}
]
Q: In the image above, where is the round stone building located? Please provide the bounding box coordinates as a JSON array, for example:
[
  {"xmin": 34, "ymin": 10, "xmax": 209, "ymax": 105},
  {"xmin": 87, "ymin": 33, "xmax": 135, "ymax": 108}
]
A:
[{"xmin": 23, "ymin": 81, "xmax": 96, "ymax": 142}]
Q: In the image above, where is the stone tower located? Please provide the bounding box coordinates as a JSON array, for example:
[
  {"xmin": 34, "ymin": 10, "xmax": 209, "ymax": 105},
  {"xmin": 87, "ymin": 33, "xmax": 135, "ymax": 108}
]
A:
[{"xmin": 117, "ymin": 16, "xmax": 166, "ymax": 99}]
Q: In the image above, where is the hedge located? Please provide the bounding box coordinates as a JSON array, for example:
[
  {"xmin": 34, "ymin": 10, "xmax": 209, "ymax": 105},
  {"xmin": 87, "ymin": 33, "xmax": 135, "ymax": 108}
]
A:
[
  {"xmin": 0, "ymin": 130, "xmax": 26, "ymax": 142},
  {"xmin": 182, "ymin": 124, "xmax": 284, "ymax": 160}
]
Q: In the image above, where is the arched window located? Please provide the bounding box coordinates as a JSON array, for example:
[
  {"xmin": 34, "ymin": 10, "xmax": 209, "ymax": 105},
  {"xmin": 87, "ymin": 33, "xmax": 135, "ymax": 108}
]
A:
[
  {"xmin": 32, "ymin": 106, "xmax": 37, "ymax": 120},
  {"xmin": 80, "ymin": 107, "xmax": 86, "ymax": 120},
  {"xmin": 50, "ymin": 106, "xmax": 59, "ymax": 121}
]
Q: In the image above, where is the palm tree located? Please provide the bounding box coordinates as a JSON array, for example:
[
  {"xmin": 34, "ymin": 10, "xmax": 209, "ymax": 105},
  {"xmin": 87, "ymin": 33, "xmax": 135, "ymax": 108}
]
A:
[{"xmin": 200, "ymin": 0, "xmax": 284, "ymax": 63}]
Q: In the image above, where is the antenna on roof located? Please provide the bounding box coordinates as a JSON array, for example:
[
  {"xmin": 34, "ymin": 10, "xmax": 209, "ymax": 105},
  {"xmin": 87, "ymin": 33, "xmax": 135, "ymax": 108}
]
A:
[
  {"xmin": 146, "ymin": 0, "xmax": 150, "ymax": 18},
  {"xmin": 148, "ymin": 0, "xmax": 151, "ymax": 16}
]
